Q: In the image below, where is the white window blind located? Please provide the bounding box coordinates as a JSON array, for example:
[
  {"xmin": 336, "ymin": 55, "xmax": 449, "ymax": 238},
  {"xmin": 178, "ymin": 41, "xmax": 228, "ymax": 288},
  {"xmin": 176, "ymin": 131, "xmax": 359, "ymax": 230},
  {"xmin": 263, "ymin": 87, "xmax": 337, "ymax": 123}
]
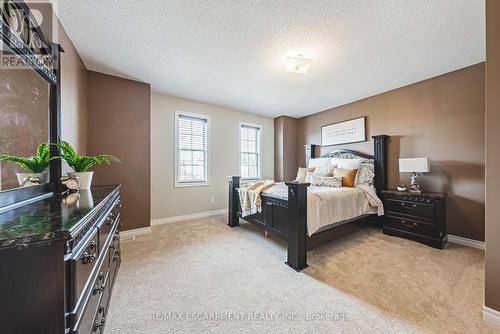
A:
[
  {"xmin": 240, "ymin": 123, "xmax": 261, "ymax": 180},
  {"xmin": 176, "ymin": 113, "xmax": 209, "ymax": 185}
]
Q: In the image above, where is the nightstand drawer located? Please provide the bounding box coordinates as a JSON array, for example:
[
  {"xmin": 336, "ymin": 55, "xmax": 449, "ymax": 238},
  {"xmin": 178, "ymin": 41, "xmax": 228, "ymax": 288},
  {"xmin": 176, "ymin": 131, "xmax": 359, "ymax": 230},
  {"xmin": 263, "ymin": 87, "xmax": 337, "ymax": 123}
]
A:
[
  {"xmin": 385, "ymin": 215, "xmax": 435, "ymax": 236},
  {"xmin": 386, "ymin": 199, "xmax": 435, "ymax": 219}
]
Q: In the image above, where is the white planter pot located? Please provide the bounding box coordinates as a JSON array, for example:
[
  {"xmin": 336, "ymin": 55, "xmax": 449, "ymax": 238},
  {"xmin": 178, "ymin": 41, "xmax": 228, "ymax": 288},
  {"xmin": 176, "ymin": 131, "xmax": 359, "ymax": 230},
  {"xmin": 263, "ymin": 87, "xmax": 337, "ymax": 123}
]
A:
[
  {"xmin": 74, "ymin": 172, "xmax": 94, "ymax": 190},
  {"xmin": 16, "ymin": 172, "xmax": 49, "ymax": 186}
]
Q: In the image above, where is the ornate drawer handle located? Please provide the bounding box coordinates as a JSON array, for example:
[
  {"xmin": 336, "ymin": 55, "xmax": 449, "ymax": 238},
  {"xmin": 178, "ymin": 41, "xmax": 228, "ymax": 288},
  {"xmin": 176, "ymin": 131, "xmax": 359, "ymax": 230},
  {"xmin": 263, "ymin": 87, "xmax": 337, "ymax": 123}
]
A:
[
  {"xmin": 81, "ymin": 252, "xmax": 96, "ymax": 264},
  {"xmin": 93, "ymin": 284, "xmax": 105, "ymax": 295},
  {"xmin": 97, "ymin": 272, "xmax": 105, "ymax": 283},
  {"xmin": 401, "ymin": 220, "xmax": 418, "ymax": 228},
  {"xmin": 113, "ymin": 234, "xmax": 120, "ymax": 241},
  {"xmin": 92, "ymin": 318, "xmax": 105, "ymax": 332},
  {"xmin": 98, "ymin": 306, "xmax": 105, "ymax": 314},
  {"xmin": 88, "ymin": 240, "xmax": 97, "ymax": 251},
  {"xmin": 112, "ymin": 251, "xmax": 120, "ymax": 262},
  {"xmin": 400, "ymin": 203, "xmax": 417, "ymax": 210}
]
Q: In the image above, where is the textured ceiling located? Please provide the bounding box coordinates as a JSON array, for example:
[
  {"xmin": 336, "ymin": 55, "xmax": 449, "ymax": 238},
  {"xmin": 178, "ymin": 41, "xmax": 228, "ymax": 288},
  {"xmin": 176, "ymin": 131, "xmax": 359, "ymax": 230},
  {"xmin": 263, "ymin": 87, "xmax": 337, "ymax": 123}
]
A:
[{"xmin": 52, "ymin": 0, "xmax": 485, "ymax": 118}]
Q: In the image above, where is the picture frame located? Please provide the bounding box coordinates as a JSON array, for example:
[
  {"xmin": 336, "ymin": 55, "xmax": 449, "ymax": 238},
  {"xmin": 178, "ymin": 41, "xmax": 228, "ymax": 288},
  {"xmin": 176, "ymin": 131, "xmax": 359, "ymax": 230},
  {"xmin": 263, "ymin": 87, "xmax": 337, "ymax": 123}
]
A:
[{"xmin": 321, "ymin": 117, "xmax": 366, "ymax": 146}]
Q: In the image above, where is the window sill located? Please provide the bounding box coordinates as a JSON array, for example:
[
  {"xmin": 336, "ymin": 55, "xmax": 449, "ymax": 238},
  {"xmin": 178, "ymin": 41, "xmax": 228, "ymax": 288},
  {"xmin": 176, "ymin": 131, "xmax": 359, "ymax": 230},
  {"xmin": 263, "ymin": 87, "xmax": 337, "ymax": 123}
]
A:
[
  {"xmin": 241, "ymin": 178, "xmax": 261, "ymax": 184},
  {"xmin": 175, "ymin": 182, "xmax": 210, "ymax": 188}
]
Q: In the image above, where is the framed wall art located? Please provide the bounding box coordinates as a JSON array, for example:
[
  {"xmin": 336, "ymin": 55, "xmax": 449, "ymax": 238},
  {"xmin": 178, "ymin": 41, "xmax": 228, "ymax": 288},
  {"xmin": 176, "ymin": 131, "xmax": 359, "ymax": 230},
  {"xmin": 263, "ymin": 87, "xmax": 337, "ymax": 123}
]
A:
[{"xmin": 321, "ymin": 117, "xmax": 366, "ymax": 146}]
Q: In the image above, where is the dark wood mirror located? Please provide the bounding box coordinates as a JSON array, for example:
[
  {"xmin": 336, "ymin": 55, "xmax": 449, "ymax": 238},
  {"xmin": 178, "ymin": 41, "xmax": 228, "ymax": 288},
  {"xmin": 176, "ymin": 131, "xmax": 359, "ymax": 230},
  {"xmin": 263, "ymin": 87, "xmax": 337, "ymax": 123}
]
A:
[{"xmin": 0, "ymin": 0, "xmax": 62, "ymax": 210}]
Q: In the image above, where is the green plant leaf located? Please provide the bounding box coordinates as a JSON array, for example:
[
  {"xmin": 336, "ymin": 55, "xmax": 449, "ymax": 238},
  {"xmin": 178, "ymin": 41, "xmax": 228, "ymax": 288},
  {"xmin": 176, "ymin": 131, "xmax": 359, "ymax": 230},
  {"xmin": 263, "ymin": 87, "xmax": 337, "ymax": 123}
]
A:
[
  {"xmin": 57, "ymin": 141, "xmax": 121, "ymax": 172},
  {"xmin": 0, "ymin": 143, "xmax": 58, "ymax": 173}
]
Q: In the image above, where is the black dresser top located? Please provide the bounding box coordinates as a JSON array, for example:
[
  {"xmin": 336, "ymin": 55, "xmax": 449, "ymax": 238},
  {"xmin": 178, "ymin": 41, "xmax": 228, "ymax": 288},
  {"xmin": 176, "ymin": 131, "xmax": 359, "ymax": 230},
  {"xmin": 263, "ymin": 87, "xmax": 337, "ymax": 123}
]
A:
[{"xmin": 0, "ymin": 185, "xmax": 120, "ymax": 249}]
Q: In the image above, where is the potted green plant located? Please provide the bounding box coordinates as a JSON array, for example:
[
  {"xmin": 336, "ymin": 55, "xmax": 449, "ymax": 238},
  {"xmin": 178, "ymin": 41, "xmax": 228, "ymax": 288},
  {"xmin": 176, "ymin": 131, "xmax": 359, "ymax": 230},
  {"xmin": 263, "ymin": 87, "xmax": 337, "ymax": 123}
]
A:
[
  {"xmin": 58, "ymin": 141, "xmax": 120, "ymax": 189},
  {"xmin": 397, "ymin": 183, "xmax": 407, "ymax": 192},
  {"xmin": 0, "ymin": 143, "xmax": 57, "ymax": 186}
]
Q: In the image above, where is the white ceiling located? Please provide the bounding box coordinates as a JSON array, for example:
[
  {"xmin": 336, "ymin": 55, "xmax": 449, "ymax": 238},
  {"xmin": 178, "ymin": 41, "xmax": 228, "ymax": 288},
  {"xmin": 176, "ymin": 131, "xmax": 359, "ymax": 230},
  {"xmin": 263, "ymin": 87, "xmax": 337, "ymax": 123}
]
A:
[{"xmin": 52, "ymin": 0, "xmax": 485, "ymax": 118}]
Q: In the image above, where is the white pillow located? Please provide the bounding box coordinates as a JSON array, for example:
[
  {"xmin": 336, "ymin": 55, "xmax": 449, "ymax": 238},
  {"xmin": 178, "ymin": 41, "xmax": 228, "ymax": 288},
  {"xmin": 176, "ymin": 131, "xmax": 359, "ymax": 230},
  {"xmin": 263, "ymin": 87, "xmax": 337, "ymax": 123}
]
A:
[
  {"xmin": 331, "ymin": 158, "xmax": 363, "ymax": 170},
  {"xmin": 308, "ymin": 158, "xmax": 334, "ymax": 174}
]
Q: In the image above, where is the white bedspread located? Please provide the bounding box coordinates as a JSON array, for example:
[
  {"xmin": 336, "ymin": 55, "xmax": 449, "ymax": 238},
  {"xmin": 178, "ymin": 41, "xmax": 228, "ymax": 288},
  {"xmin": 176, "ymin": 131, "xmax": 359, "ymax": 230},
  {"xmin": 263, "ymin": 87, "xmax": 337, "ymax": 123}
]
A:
[{"xmin": 262, "ymin": 183, "xmax": 384, "ymax": 236}]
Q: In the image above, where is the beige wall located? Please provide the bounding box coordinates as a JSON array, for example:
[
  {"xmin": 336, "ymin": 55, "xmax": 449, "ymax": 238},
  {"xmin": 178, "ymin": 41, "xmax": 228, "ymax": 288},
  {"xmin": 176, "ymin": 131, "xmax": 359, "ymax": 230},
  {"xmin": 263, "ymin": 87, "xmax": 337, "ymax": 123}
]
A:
[
  {"xmin": 297, "ymin": 64, "xmax": 485, "ymax": 241},
  {"xmin": 485, "ymin": 0, "xmax": 500, "ymax": 313},
  {"xmin": 151, "ymin": 93, "xmax": 274, "ymax": 220},
  {"xmin": 87, "ymin": 72, "xmax": 151, "ymax": 231}
]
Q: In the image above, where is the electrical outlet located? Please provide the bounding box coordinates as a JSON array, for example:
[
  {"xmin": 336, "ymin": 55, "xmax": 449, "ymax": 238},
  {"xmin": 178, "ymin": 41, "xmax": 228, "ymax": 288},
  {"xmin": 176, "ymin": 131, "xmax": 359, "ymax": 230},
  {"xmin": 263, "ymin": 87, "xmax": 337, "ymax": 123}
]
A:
[{"xmin": 210, "ymin": 197, "xmax": 216, "ymax": 203}]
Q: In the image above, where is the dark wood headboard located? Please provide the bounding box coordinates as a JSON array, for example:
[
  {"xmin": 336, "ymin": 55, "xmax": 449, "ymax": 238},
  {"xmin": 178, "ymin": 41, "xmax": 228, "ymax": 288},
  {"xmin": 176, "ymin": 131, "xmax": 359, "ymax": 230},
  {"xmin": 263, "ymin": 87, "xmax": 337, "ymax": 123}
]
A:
[{"xmin": 307, "ymin": 135, "xmax": 389, "ymax": 195}]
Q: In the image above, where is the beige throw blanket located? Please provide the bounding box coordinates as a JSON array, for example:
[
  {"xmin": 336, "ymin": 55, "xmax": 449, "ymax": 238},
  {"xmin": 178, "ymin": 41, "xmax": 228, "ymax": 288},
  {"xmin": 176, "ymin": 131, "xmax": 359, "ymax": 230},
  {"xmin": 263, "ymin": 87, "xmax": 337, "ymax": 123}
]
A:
[
  {"xmin": 238, "ymin": 180, "xmax": 276, "ymax": 217},
  {"xmin": 262, "ymin": 183, "xmax": 384, "ymax": 235}
]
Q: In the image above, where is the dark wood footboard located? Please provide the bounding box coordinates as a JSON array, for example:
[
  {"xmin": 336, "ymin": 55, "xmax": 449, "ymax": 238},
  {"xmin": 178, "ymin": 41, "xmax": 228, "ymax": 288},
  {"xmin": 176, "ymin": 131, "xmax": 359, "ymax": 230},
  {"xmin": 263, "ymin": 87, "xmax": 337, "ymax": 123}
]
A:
[{"xmin": 227, "ymin": 177, "xmax": 310, "ymax": 270}]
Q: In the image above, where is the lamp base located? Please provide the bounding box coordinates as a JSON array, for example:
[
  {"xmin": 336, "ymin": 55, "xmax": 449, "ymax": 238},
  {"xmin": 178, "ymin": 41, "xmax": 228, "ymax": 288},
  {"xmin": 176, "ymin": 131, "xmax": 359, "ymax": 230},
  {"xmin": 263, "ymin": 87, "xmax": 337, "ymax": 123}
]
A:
[{"xmin": 409, "ymin": 173, "xmax": 422, "ymax": 193}]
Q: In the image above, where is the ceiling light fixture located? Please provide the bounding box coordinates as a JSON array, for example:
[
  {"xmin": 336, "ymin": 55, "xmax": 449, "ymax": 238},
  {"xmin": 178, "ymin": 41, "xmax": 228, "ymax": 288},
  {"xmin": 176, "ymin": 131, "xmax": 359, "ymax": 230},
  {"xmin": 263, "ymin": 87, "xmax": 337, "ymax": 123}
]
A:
[{"xmin": 284, "ymin": 54, "xmax": 314, "ymax": 74}]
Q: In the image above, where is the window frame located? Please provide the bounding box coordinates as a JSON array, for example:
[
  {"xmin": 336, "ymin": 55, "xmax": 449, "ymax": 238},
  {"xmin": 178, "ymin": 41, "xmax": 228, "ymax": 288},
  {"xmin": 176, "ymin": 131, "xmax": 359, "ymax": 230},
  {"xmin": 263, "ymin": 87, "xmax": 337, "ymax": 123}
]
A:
[
  {"xmin": 174, "ymin": 110, "xmax": 211, "ymax": 188},
  {"xmin": 239, "ymin": 121, "xmax": 263, "ymax": 181}
]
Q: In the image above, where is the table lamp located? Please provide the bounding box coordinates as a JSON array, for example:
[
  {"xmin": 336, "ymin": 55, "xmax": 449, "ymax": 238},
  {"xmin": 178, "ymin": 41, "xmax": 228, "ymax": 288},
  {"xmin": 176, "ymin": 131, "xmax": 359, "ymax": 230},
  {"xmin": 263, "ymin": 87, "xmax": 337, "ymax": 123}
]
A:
[{"xmin": 399, "ymin": 157, "xmax": 430, "ymax": 193}]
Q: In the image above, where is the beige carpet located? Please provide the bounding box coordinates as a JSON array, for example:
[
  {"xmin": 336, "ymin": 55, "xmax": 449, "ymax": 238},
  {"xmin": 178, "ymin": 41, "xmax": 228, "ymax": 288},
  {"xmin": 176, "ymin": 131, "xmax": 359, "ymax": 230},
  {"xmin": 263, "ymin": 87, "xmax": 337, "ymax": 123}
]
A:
[{"xmin": 105, "ymin": 215, "xmax": 498, "ymax": 333}]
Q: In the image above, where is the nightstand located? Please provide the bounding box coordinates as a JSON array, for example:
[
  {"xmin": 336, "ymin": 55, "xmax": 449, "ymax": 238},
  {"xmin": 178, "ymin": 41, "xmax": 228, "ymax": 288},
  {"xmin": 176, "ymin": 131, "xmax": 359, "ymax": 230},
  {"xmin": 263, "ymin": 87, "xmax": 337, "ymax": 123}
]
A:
[{"xmin": 382, "ymin": 190, "xmax": 447, "ymax": 249}]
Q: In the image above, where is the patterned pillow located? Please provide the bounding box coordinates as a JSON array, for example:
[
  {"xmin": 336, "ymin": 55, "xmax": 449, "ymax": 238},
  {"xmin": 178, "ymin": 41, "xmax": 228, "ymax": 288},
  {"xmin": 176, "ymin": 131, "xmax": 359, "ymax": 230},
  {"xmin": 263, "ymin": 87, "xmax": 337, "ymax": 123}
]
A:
[{"xmin": 310, "ymin": 175, "xmax": 343, "ymax": 188}]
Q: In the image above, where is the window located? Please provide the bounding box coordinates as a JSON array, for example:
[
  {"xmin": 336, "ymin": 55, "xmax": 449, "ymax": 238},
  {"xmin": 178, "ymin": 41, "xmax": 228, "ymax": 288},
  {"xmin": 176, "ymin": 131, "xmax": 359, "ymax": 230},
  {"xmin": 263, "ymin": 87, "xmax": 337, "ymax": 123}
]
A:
[
  {"xmin": 175, "ymin": 111, "xmax": 209, "ymax": 186},
  {"xmin": 240, "ymin": 122, "xmax": 262, "ymax": 180}
]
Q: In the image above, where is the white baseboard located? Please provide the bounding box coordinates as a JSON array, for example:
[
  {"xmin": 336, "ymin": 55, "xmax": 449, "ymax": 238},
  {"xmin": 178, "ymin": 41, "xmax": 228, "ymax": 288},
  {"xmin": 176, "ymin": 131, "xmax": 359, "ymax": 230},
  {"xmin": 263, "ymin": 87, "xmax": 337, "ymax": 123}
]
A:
[
  {"xmin": 483, "ymin": 305, "xmax": 500, "ymax": 326},
  {"xmin": 446, "ymin": 234, "xmax": 485, "ymax": 250},
  {"xmin": 120, "ymin": 226, "xmax": 152, "ymax": 241},
  {"xmin": 152, "ymin": 208, "xmax": 228, "ymax": 226}
]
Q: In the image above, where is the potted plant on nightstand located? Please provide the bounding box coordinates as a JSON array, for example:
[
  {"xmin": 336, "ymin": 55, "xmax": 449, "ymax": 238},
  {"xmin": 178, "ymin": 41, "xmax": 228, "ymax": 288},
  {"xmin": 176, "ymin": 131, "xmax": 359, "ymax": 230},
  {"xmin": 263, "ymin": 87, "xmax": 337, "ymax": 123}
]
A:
[
  {"xmin": 397, "ymin": 184, "xmax": 407, "ymax": 192},
  {"xmin": 0, "ymin": 143, "xmax": 57, "ymax": 186},
  {"xmin": 58, "ymin": 141, "xmax": 120, "ymax": 189}
]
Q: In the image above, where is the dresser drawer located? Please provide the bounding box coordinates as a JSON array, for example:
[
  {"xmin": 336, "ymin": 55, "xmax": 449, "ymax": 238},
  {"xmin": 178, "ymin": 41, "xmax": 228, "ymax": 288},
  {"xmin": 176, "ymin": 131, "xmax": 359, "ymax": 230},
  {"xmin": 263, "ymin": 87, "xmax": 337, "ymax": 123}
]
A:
[
  {"xmin": 385, "ymin": 215, "xmax": 436, "ymax": 237},
  {"xmin": 109, "ymin": 229, "xmax": 121, "ymax": 286},
  {"xmin": 68, "ymin": 228, "xmax": 100, "ymax": 307},
  {"xmin": 72, "ymin": 245, "xmax": 110, "ymax": 333},
  {"xmin": 97, "ymin": 208, "xmax": 119, "ymax": 253},
  {"xmin": 386, "ymin": 199, "xmax": 435, "ymax": 219}
]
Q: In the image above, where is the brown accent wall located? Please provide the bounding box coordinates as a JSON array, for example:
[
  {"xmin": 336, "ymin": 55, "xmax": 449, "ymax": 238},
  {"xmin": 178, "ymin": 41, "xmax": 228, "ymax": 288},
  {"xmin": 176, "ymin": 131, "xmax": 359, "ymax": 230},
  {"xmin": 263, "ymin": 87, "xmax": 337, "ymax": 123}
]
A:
[
  {"xmin": 274, "ymin": 116, "xmax": 299, "ymax": 182},
  {"xmin": 485, "ymin": 0, "xmax": 500, "ymax": 312},
  {"xmin": 87, "ymin": 72, "xmax": 151, "ymax": 231},
  {"xmin": 57, "ymin": 23, "xmax": 88, "ymax": 155},
  {"xmin": 297, "ymin": 63, "xmax": 485, "ymax": 241}
]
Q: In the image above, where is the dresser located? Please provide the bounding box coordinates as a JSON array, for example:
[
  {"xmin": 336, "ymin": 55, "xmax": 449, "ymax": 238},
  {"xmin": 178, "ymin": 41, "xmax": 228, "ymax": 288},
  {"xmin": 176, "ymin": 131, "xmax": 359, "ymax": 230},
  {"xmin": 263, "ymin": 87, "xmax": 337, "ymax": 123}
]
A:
[
  {"xmin": 382, "ymin": 190, "xmax": 447, "ymax": 249},
  {"xmin": 0, "ymin": 185, "xmax": 121, "ymax": 334}
]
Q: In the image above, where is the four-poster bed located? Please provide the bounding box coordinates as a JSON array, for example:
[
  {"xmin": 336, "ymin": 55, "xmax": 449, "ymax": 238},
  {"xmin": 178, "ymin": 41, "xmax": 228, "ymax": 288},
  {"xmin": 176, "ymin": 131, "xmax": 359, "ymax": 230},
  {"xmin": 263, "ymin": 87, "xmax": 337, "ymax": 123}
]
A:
[{"xmin": 228, "ymin": 135, "xmax": 389, "ymax": 271}]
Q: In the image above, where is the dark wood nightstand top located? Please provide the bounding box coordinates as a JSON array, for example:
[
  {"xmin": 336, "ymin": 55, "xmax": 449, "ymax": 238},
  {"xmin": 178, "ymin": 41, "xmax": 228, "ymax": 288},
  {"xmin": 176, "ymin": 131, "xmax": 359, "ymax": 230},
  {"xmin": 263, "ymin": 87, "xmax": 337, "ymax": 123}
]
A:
[{"xmin": 382, "ymin": 190, "xmax": 447, "ymax": 199}]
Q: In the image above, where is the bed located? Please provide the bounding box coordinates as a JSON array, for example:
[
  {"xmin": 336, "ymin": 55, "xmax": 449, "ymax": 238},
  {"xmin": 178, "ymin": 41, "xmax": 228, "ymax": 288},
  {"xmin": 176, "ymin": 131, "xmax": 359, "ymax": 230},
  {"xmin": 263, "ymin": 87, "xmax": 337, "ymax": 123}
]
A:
[{"xmin": 227, "ymin": 135, "xmax": 389, "ymax": 271}]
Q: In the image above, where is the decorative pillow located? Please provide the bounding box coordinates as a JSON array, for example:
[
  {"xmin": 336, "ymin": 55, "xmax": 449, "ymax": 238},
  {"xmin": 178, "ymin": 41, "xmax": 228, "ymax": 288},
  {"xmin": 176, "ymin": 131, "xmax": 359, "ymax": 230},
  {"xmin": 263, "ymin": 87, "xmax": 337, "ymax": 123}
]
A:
[
  {"xmin": 295, "ymin": 167, "xmax": 315, "ymax": 183},
  {"xmin": 305, "ymin": 169, "xmax": 334, "ymax": 183},
  {"xmin": 308, "ymin": 158, "xmax": 334, "ymax": 175},
  {"xmin": 331, "ymin": 158, "xmax": 363, "ymax": 170},
  {"xmin": 333, "ymin": 168, "xmax": 359, "ymax": 187},
  {"xmin": 310, "ymin": 175, "xmax": 343, "ymax": 188},
  {"xmin": 355, "ymin": 166, "xmax": 375, "ymax": 186}
]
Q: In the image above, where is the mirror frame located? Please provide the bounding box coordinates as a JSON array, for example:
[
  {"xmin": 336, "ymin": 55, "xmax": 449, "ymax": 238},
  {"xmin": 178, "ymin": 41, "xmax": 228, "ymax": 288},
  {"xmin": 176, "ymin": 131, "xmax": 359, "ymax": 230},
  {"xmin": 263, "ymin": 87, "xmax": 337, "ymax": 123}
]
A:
[{"xmin": 0, "ymin": 0, "xmax": 62, "ymax": 209}]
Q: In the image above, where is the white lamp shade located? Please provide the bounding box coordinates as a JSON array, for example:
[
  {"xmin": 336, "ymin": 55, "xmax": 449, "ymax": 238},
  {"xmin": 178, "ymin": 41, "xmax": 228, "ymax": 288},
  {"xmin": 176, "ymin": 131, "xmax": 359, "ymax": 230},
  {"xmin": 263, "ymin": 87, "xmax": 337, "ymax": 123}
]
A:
[{"xmin": 399, "ymin": 158, "xmax": 430, "ymax": 173}]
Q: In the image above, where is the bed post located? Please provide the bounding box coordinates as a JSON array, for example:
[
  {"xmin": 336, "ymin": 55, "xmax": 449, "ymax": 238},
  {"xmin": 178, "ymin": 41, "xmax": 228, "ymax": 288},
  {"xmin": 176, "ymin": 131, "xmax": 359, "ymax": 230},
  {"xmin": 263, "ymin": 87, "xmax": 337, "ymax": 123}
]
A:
[
  {"xmin": 228, "ymin": 176, "xmax": 241, "ymax": 227},
  {"xmin": 372, "ymin": 135, "xmax": 389, "ymax": 197},
  {"xmin": 285, "ymin": 181, "xmax": 309, "ymax": 271}
]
